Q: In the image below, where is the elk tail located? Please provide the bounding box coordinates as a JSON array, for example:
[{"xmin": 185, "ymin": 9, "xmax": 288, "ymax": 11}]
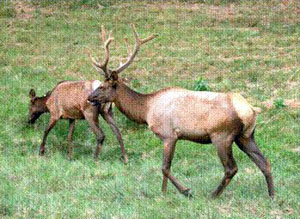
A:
[{"xmin": 252, "ymin": 107, "xmax": 262, "ymax": 114}]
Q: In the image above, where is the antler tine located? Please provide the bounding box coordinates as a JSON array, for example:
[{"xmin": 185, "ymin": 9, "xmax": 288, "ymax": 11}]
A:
[
  {"xmin": 89, "ymin": 26, "xmax": 114, "ymax": 77},
  {"xmin": 115, "ymin": 24, "xmax": 157, "ymax": 74},
  {"xmin": 87, "ymin": 50, "xmax": 104, "ymax": 75},
  {"xmin": 87, "ymin": 50, "xmax": 98, "ymax": 66},
  {"xmin": 102, "ymin": 34, "xmax": 114, "ymax": 72},
  {"xmin": 131, "ymin": 24, "xmax": 140, "ymax": 45},
  {"xmin": 131, "ymin": 24, "xmax": 158, "ymax": 45},
  {"xmin": 141, "ymin": 34, "xmax": 158, "ymax": 44}
]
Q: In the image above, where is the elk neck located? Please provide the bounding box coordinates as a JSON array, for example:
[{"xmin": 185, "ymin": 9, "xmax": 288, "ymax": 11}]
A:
[
  {"xmin": 114, "ymin": 82, "xmax": 151, "ymax": 124},
  {"xmin": 39, "ymin": 94, "xmax": 50, "ymax": 113}
]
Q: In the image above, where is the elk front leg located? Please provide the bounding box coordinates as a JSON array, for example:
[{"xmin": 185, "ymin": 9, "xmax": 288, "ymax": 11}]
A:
[
  {"xmin": 84, "ymin": 112, "xmax": 105, "ymax": 160},
  {"xmin": 161, "ymin": 138, "xmax": 191, "ymax": 197},
  {"xmin": 101, "ymin": 107, "xmax": 128, "ymax": 164},
  {"xmin": 211, "ymin": 136, "xmax": 237, "ymax": 198},
  {"xmin": 67, "ymin": 119, "xmax": 75, "ymax": 158},
  {"xmin": 39, "ymin": 117, "xmax": 58, "ymax": 156}
]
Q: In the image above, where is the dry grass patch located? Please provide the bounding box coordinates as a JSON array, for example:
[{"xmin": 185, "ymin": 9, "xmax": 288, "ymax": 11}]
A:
[{"xmin": 14, "ymin": 1, "xmax": 35, "ymax": 20}]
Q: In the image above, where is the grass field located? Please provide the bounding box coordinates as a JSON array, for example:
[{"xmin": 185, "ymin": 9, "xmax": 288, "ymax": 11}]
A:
[{"xmin": 1, "ymin": 0, "xmax": 300, "ymax": 218}]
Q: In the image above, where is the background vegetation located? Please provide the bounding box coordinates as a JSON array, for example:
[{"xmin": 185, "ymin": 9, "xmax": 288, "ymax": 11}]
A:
[{"xmin": 1, "ymin": 0, "xmax": 299, "ymax": 218}]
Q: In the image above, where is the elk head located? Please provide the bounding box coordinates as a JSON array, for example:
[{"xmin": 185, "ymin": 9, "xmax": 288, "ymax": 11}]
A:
[
  {"xmin": 28, "ymin": 89, "xmax": 49, "ymax": 124},
  {"xmin": 87, "ymin": 25, "xmax": 157, "ymax": 105}
]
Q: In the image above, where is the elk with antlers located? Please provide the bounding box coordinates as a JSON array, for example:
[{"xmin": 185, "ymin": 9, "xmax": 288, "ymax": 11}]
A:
[{"xmin": 87, "ymin": 25, "xmax": 274, "ymax": 198}]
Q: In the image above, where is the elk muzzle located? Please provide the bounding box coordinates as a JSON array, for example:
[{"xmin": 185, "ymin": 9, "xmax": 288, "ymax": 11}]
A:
[
  {"xmin": 88, "ymin": 90, "xmax": 106, "ymax": 105},
  {"xmin": 28, "ymin": 112, "xmax": 42, "ymax": 124},
  {"xmin": 87, "ymin": 94, "xmax": 99, "ymax": 106}
]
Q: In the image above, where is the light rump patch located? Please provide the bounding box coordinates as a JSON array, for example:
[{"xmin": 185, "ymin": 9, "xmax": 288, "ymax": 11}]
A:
[
  {"xmin": 230, "ymin": 93, "xmax": 256, "ymax": 137},
  {"xmin": 92, "ymin": 80, "xmax": 101, "ymax": 91}
]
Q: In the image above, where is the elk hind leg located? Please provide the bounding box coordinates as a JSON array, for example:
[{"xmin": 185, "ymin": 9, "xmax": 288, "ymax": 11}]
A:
[{"xmin": 235, "ymin": 134, "xmax": 274, "ymax": 198}]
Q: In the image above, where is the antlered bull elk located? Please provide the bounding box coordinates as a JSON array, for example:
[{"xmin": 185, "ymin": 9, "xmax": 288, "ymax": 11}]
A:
[
  {"xmin": 87, "ymin": 25, "xmax": 274, "ymax": 198},
  {"xmin": 29, "ymin": 80, "xmax": 128, "ymax": 163}
]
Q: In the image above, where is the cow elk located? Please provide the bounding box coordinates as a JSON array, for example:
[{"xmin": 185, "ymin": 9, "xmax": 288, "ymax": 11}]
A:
[
  {"xmin": 87, "ymin": 25, "xmax": 274, "ymax": 198},
  {"xmin": 28, "ymin": 80, "xmax": 128, "ymax": 163}
]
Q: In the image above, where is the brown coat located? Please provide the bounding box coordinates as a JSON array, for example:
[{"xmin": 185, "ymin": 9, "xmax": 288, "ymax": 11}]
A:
[{"xmin": 29, "ymin": 80, "xmax": 127, "ymax": 163}]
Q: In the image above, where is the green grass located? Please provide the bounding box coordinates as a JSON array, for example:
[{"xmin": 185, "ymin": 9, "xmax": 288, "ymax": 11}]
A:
[{"xmin": 1, "ymin": 0, "xmax": 300, "ymax": 218}]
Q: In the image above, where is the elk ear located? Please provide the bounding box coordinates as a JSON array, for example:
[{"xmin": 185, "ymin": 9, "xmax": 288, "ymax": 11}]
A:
[
  {"xmin": 29, "ymin": 89, "xmax": 36, "ymax": 99},
  {"xmin": 108, "ymin": 79, "xmax": 117, "ymax": 88}
]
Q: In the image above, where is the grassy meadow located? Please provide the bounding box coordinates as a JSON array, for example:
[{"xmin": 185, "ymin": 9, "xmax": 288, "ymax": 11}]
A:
[{"xmin": 1, "ymin": 0, "xmax": 300, "ymax": 218}]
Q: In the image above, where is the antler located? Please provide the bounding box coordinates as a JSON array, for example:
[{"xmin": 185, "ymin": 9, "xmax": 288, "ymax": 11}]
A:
[
  {"xmin": 88, "ymin": 25, "xmax": 157, "ymax": 78},
  {"xmin": 115, "ymin": 24, "xmax": 157, "ymax": 74},
  {"xmin": 88, "ymin": 26, "xmax": 114, "ymax": 77}
]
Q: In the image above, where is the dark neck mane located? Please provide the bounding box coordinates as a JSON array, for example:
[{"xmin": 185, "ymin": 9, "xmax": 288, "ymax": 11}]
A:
[{"xmin": 114, "ymin": 83, "xmax": 151, "ymax": 124}]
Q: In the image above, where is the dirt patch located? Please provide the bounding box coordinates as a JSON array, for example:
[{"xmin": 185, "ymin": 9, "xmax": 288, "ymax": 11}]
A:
[
  {"xmin": 245, "ymin": 168, "xmax": 255, "ymax": 174},
  {"xmin": 290, "ymin": 147, "xmax": 300, "ymax": 153},
  {"xmin": 217, "ymin": 204, "xmax": 232, "ymax": 217},
  {"xmin": 284, "ymin": 99, "xmax": 300, "ymax": 109},
  {"xmin": 40, "ymin": 7, "xmax": 56, "ymax": 17},
  {"xmin": 149, "ymin": 2, "xmax": 237, "ymax": 21},
  {"xmin": 262, "ymin": 99, "xmax": 300, "ymax": 109},
  {"xmin": 14, "ymin": 1, "xmax": 35, "ymax": 20}
]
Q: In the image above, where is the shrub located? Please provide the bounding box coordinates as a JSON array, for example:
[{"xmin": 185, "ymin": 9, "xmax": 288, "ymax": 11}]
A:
[
  {"xmin": 274, "ymin": 98, "xmax": 286, "ymax": 109},
  {"xmin": 194, "ymin": 77, "xmax": 210, "ymax": 91}
]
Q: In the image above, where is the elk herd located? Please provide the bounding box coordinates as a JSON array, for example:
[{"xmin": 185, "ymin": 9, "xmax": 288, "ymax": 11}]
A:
[{"xmin": 28, "ymin": 25, "xmax": 274, "ymax": 199}]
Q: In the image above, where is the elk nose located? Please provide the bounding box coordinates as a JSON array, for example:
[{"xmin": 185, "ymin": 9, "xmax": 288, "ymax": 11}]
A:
[
  {"xmin": 87, "ymin": 96, "xmax": 94, "ymax": 102},
  {"xmin": 87, "ymin": 95, "xmax": 98, "ymax": 106}
]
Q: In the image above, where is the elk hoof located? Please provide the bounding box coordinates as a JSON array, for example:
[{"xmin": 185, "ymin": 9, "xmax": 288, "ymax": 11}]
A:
[
  {"xmin": 182, "ymin": 188, "xmax": 192, "ymax": 198},
  {"xmin": 68, "ymin": 154, "xmax": 73, "ymax": 160},
  {"xmin": 39, "ymin": 149, "xmax": 45, "ymax": 156},
  {"xmin": 123, "ymin": 156, "xmax": 128, "ymax": 164},
  {"xmin": 211, "ymin": 191, "xmax": 219, "ymax": 199}
]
